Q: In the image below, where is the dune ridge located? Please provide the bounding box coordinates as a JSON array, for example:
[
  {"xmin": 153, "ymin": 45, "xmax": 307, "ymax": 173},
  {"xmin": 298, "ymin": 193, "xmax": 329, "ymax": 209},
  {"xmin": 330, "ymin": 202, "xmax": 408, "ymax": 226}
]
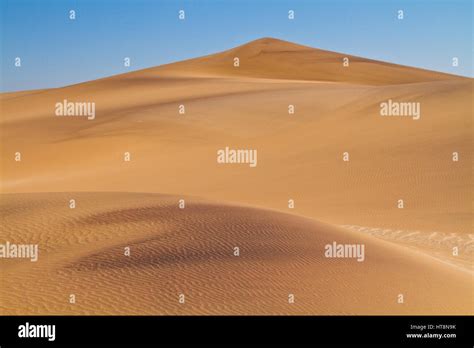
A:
[{"xmin": 138, "ymin": 38, "xmax": 464, "ymax": 85}]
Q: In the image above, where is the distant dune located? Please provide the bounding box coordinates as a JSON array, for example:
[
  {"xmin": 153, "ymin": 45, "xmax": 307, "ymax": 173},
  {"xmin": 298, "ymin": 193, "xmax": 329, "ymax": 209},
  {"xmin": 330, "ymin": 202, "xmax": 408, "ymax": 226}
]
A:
[
  {"xmin": 0, "ymin": 38, "xmax": 472, "ymax": 315},
  {"xmin": 137, "ymin": 38, "xmax": 463, "ymax": 85}
]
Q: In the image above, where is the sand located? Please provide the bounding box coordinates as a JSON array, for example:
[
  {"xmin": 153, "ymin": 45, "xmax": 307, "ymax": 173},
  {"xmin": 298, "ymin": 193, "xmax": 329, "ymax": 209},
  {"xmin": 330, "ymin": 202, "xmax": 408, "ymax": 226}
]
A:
[{"xmin": 0, "ymin": 38, "xmax": 472, "ymax": 314}]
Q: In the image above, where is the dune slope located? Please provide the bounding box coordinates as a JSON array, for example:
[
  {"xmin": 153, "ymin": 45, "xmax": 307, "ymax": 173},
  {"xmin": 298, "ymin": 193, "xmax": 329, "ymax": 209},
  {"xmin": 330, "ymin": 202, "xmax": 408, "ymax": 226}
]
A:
[{"xmin": 0, "ymin": 193, "xmax": 471, "ymax": 315}]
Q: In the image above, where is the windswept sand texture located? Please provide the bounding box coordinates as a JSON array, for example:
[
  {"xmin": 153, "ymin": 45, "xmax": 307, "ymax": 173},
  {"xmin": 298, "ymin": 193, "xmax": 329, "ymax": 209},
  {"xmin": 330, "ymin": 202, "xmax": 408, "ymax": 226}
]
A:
[
  {"xmin": 0, "ymin": 193, "xmax": 472, "ymax": 315},
  {"xmin": 0, "ymin": 38, "xmax": 472, "ymax": 314}
]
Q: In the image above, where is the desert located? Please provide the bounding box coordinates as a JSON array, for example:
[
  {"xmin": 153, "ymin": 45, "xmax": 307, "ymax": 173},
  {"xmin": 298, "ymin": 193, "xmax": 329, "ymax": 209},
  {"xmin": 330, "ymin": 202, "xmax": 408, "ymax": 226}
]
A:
[{"xmin": 1, "ymin": 38, "xmax": 472, "ymax": 314}]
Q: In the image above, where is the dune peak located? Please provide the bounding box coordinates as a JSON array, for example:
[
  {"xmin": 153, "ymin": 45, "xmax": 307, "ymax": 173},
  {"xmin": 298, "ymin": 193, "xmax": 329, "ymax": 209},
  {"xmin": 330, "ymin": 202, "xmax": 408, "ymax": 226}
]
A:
[
  {"xmin": 234, "ymin": 37, "xmax": 310, "ymax": 52},
  {"xmin": 138, "ymin": 36, "xmax": 461, "ymax": 85}
]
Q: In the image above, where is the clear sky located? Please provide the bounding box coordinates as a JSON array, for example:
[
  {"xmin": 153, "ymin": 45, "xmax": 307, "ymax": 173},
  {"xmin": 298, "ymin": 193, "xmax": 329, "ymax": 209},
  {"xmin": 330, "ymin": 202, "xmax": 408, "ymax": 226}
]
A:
[{"xmin": 1, "ymin": 0, "xmax": 472, "ymax": 92}]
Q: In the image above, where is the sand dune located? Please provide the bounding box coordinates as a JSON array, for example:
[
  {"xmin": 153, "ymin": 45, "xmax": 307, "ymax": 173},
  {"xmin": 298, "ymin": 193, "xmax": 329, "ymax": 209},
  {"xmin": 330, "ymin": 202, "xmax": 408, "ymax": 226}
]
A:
[
  {"xmin": 130, "ymin": 38, "xmax": 463, "ymax": 85},
  {"xmin": 0, "ymin": 38, "xmax": 472, "ymax": 314},
  {"xmin": 0, "ymin": 193, "xmax": 471, "ymax": 315}
]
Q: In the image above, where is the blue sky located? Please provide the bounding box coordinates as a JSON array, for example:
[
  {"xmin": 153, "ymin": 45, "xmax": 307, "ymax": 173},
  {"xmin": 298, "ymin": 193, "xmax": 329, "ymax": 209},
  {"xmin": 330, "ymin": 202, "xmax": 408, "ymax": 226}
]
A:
[{"xmin": 1, "ymin": 0, "xmax": 472, "ymax": 92}]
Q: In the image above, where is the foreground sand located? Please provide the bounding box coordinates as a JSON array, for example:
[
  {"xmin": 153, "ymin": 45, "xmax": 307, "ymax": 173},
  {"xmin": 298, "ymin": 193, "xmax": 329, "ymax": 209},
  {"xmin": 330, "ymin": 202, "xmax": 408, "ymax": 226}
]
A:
[
  {"xmin": 0, "ymin": 38, "xmax": 472, "ymax": 314},
  {"xmin": 0, "ymin": 192, "xmax": 472, "ymax": 315}
]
